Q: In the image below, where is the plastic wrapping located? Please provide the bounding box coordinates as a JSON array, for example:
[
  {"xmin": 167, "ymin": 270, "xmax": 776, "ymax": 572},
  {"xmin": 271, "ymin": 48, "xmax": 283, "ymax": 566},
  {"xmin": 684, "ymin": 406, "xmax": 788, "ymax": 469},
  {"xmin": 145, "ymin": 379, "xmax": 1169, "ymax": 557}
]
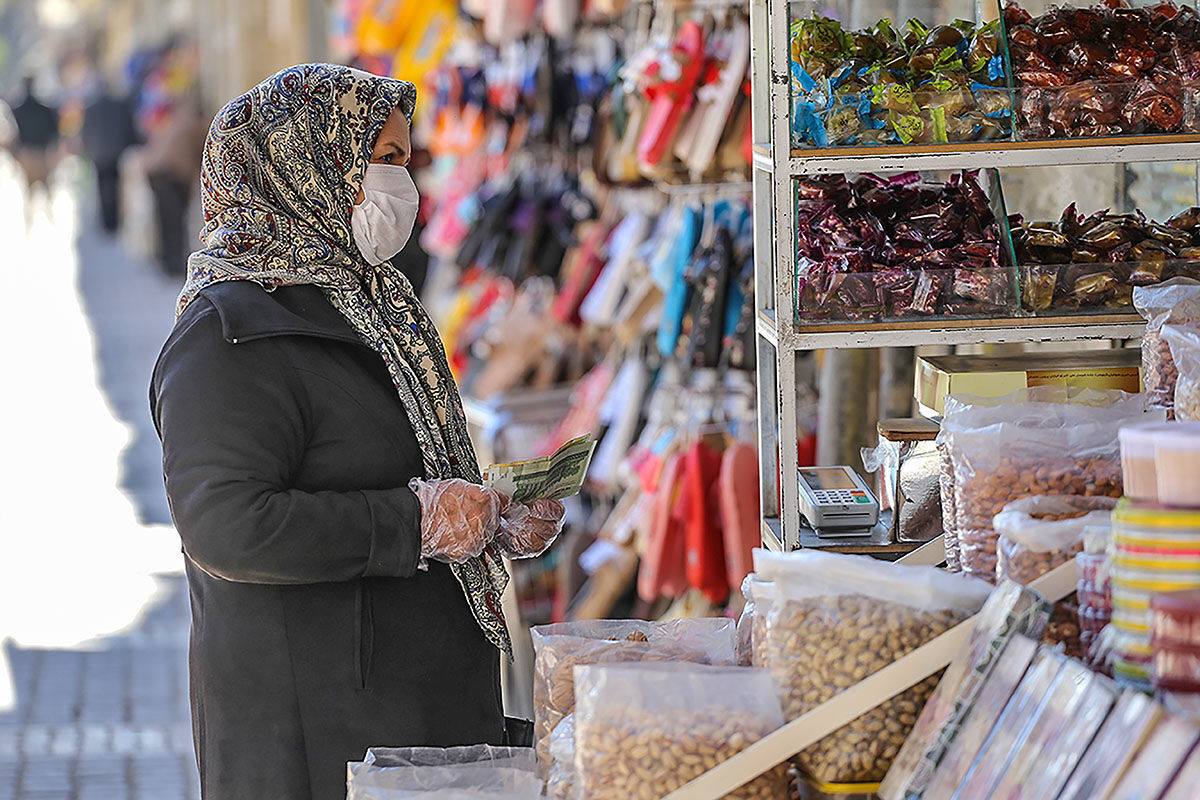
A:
[
  {"xmin": 1163, "ymin": 322, "xmax": 1200, "ymax": 422},
  {"xmin": 942, "ymin": 387, "xmax": 1152, "ymax": 581},
  {"xmin": 573, "ymin": 663, "xmax": 789, "ymax": 800},
  {"xmin": 496, "ymin": 498, "xmax": 566, "ymax": 559},
  {"xmin": 1162, "ymin": 744, "xmax": 1200, "ymax": 800},
  {"xmin": 545, "ymin": 714, "xmax": 576, "ymax": 800},
  {"xmin": 865, "ymin": 435, "xmax": 942, "ymax": 544},
  {"xmin": 988, "ymin": 661, "xmax": 1117, "ymax": 800},
  {"xmin": 409, "ymin": 477, "xmax": 507, "ymax": 563},
  {"xmin": 879, "ymin": 583, "xmax": 1049, "ymax": 800},
  {"xmin": 346, "ymin": 745, "xmax": 541, "ymax": 800},
  {"xmin": 1057, "ymin": 689, "xmax": 1162, "ymax": 800},
  {"xmin": 736, "ymin": 575, "xmax": 756, "ymax": 667},
  {"xmin": 994, "ymin": 495, "xmax": 1117, "ymax": 585},
  {"xmin": 948, "ymin": 648, "xmax": 1065, "ymax": 798},
  {"xmin": 920, "ymin": 636, "xmax": 1039, "ymax": 800},
  {"xmin": 1134, "ymin": 276, "xmax": 1200, "ymax": 418},
  {"xmin": 529, "ymin": 618, "xmax": 737, "ymax": 775},
  {"xmin": 755, "ymin": 550, "xmax": 989, "ymax": 785},
  {"xmin": 937, "ymin": 443, "xmax": 960, "ymax": 572},
  {"xmin": 1108, "ymin": 714, "xmax": 1200, "ymax": 800},
  {"xmin": 748, "ymin": 576, "xmax": 776, "ymax": 669}
]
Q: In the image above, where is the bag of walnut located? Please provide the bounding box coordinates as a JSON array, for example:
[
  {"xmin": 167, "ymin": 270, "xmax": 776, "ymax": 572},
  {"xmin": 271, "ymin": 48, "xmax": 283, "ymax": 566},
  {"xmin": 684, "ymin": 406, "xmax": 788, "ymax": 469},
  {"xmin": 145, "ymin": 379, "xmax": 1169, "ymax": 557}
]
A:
[
  {"xmin": 574, "ymin": 663, "xmax": 790, "ymax": 800},
  {"xmin": 530, "ymin": 618, "xmax": 736, "ymax": 779},
  {"xmin": 1134, "ymin": 278, "xmax": 1200, "ymax": 419},
  {"xmin": 943, "ymin": 387, "xmax": 1155, "ymax": 582},
  {"xmin": 755, "ymin": 550, "xmax": 991, "ymax": 785}
]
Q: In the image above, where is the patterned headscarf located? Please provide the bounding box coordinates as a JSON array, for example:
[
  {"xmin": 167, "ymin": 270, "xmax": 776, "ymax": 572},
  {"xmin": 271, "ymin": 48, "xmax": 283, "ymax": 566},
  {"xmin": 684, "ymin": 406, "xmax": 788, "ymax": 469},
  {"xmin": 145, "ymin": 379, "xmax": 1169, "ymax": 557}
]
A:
[{"xmin": 179, "ymin": 63, "xmax": 512, "ymax": 656}]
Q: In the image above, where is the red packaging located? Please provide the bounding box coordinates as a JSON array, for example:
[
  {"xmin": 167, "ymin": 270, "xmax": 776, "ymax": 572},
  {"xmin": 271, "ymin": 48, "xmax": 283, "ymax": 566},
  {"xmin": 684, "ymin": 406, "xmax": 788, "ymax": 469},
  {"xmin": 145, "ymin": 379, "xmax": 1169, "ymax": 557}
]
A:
[{"xmin": 1153, "ymin": 589, "xmax": 1200, "ymax": 649}]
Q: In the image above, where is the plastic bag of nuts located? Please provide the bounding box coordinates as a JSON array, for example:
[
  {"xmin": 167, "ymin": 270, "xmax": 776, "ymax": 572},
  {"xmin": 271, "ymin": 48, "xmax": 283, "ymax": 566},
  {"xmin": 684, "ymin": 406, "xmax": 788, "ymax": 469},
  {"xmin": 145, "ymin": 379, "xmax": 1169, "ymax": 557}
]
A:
[
  {"xmin": 1162, "ymin": 322, "xmax": 1200, "ymax": 422},
  {"xmin": 574, "ymin": 663, "xmax": 790, "ymax": 800},
  {"xmin": 530, "ymin": 618, "xmax": 736, "ymax": 777},
  {"xmin": 944, "ymin": 387, "xmax": 1152, "ymax": 582},
  {"xmin": 994, "ymin": 495, "xmax": 1118, "ymax": 585},
  {"xmin": 755, "ymin": 550, "xmax": 991, "ymax": 785},
  {"xmin": 1135, "ymin": 278, "xmax": 1200, "ymax": 419}
]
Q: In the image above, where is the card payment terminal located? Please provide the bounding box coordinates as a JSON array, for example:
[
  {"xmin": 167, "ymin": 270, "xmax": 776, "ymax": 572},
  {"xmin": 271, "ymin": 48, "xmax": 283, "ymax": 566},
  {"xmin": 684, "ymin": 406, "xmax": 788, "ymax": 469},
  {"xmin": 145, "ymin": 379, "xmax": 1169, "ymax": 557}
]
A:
[{"xmin": 798, "ymin": 466, "xmax": 880, "ymax": 537}]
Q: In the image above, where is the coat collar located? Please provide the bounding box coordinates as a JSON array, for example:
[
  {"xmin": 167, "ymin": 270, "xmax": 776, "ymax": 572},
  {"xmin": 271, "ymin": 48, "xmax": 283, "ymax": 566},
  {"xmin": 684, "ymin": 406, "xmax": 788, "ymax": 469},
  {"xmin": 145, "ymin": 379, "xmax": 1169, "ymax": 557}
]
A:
[{"xmin": 199, "ymin": 281, "xmax": 369, "ymax": 349}]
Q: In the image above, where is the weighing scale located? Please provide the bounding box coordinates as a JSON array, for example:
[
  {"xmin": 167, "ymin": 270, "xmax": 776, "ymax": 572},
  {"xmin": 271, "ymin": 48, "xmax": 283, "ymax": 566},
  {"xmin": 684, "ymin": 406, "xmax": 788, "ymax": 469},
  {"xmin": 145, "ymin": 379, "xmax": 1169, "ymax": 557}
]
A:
[{"xmin": 798, "ymin": 466, "xmax": 880, "ymax": 538}]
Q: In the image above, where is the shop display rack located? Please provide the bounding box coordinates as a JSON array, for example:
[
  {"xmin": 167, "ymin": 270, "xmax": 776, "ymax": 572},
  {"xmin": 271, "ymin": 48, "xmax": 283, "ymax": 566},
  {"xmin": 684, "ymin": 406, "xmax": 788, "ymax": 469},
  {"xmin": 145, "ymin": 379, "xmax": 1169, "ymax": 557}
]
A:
[{"xmin": 750, "ymin": 0, "xmax": 1195, "ymax": 559}]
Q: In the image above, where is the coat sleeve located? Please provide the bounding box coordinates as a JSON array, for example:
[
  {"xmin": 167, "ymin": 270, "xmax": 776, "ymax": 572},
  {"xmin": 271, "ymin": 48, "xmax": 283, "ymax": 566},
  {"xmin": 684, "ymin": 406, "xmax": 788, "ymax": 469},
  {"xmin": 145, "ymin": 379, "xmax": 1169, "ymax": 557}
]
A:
[{"xmin": 151, "ymin": 305, "xmax": 423, "ymax": 584}]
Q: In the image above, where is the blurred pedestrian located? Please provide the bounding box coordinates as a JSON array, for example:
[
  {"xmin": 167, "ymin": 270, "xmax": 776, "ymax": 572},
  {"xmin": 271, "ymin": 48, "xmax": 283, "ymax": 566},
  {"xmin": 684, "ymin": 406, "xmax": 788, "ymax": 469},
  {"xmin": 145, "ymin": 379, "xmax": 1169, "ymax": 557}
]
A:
[
  {"xmin": 8, "ymin": 77, "xmax": 59, "ymax": 225},
  {"xmin": 81, "ymin": 86, "xmax": 139, "ymax": 234},
  {"xmin": 141, "ymin": 98, "xmax": 206, "ymax": 276}
]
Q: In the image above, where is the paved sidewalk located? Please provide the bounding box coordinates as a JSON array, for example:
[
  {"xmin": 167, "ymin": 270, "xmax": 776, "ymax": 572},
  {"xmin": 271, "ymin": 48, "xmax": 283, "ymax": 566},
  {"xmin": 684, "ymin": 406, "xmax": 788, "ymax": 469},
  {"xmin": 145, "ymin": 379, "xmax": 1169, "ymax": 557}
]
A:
[{"xmin": 0, "ymin": 160, "xmax": 199, "ymax": 800}]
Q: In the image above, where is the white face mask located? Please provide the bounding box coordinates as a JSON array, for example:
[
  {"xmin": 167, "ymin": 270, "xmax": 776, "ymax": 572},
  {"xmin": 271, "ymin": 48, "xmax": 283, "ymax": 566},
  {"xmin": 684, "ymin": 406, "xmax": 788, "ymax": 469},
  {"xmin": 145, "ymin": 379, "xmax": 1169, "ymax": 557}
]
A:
[{"xmin": 350, "ymin": 163, "xmax": 420, "ymax": 266}]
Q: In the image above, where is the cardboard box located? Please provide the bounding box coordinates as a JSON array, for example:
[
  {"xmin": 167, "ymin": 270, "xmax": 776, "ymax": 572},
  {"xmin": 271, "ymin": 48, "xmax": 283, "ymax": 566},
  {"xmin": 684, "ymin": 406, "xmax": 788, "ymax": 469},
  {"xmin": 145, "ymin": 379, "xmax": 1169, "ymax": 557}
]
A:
[{"xmin": 916, "ymin": 349, "xmax": 1142, "ymax": 414}]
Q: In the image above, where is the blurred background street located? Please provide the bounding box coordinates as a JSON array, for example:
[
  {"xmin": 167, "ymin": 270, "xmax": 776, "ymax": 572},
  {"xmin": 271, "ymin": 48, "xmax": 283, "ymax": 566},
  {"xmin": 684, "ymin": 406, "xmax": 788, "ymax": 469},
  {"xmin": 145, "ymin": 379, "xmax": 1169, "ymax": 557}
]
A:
[{"xmin": 0, "ymin": 2, "xmax": 335, "ymax": 796}]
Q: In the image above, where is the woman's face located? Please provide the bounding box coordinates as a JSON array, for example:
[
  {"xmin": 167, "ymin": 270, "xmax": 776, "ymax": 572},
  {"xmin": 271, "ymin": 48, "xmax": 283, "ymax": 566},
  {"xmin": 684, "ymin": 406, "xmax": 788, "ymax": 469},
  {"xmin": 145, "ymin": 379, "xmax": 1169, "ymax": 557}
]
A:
[{"xmin": 355, "ymin": 107, "xmax": 411, "ymax": 204}]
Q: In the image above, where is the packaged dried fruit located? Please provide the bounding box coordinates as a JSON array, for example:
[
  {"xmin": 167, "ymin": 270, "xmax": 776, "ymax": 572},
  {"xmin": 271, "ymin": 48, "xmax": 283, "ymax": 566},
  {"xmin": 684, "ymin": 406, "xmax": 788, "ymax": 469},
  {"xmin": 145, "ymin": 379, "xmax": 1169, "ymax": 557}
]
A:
[
  {"xmin": 755, "ymin": 549, "xmax": 989, "ymax": 785},
  {"xmin": 994, "ymin": 495, "xmax": 1117, "ymax": 585},
  {"xmin": 950, "ymin": 649, "xmax": 1066, "ymax": 798},
  {"xmin": 573, "ymin": 663, "xmax": 789, "ymax": 800},
  {"xmin": 1134, "ymin": 278, "xmax": 1200, "ymax": 418},
  {"xmin": 920, "ymin": 638, "xmax": 1046, "ymax": 800},
  {"xmin": 1058, "ymin": 689, "xmax": 1162, "ymax": 800},
  {"xmin": 529, "ymin": 618, "xmax": 736, "ymax": 776},
  {"xmin": 878, "ymin": 583, "xmax": 1049, "ymax": 800}
]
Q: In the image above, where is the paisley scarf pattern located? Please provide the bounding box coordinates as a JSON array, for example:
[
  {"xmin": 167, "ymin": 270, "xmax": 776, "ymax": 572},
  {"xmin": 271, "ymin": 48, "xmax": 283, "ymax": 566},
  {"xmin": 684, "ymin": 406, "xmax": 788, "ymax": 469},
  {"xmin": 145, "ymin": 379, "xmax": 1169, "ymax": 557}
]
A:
[{"xmin": 178, "ymin": 63, "xmax": 512, "ymax": 656}]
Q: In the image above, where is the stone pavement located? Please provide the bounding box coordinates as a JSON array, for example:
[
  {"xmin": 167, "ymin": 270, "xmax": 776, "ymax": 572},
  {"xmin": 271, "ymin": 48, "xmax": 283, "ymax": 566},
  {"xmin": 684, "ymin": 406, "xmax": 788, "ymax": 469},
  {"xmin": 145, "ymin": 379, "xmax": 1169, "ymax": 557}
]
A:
[{"xmin": 0, "ymin": 161, "xmax": 199, "ymax": 800}]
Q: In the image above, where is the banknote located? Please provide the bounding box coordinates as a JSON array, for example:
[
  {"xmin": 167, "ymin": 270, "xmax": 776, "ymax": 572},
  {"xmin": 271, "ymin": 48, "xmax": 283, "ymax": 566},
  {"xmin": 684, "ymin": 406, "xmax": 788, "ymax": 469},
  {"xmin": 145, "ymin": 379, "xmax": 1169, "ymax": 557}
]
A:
[{"xmin": 482, "ymin": 435, "xmax": 597, "ymax": 504}]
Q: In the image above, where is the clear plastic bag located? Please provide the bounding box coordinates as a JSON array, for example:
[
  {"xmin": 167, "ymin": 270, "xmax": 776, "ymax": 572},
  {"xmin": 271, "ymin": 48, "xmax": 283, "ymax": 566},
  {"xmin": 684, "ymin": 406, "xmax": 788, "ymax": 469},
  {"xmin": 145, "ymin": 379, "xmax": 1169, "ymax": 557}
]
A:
[
  {"xmin": 994, "ymin": 495, "xmax": 1118, "ymax": 585},
  {"xmin": 530, "ymin": 618, "xmax": 736, "ymax": 776},
  {"xmin": 1162, "ymin": 321, "xmax": 1200, "ymax": 422},
  {"xmin": 942, "ymin": 387, "xmax": 1154, "ymax": 582},
  {"xmin": 747, "ymin": 576, "xmax": 775, "ymax": 670},
  {"xmin": 1134, "ymin": 278, "xmax": 1200, "ymax": 418},
  {"xmin": 573, "ymin": 663, "xmax": 789, "ymax": 800},
  {"xmin": 937, "ymin": 443, "xmax": 960, "ymax": 572},
  {"xmin": 755, "ymin": 550, "xmax": 990, "ymax": 785},
  {"xmin": 864, "ymin": 437, "xmax": 942, "ymax": 544},
  {"xmin": 346, "ymin": 745, "xmax": 541, "ymax": 800},
  {"xmin": 545, "ymin": 714, "xmax": 576, "ymax": 800}
]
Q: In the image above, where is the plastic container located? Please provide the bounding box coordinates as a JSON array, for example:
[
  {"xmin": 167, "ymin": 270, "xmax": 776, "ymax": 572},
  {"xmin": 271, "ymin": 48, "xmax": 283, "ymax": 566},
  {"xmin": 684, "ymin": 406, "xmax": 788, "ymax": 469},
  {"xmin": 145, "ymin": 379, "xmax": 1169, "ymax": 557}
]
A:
[
  {"xmin": 1152, "ymin": 589, "xmax": 1200, "ymax": 649},
  {"xmin": 1155, "ymin": 423, "xmax": 1200, "ymax": 507},
  {"xmin": 1152, "ymin": 644, "xmax": 1200, "ymax": 692},
  {"xmin": 1119, "ymin": 423, "xmax": 1173, "ymax": 503}
]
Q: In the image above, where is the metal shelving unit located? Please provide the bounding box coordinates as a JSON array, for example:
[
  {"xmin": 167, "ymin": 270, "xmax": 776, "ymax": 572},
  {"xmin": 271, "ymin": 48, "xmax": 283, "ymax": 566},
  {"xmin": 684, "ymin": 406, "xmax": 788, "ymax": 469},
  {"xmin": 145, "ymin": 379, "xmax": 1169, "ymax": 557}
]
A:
[{"xmin": 748, "ymin": 0, "xmax": 1185, "ymax": 557}]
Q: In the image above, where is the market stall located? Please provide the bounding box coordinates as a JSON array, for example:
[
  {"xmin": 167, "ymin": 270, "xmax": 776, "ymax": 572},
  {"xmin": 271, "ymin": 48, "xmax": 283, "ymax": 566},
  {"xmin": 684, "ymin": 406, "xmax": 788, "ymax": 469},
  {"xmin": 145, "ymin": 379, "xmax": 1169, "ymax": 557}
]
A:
[{"xmin": 333, "ymin": 0, "xmax": 1200, "ymax": 797}]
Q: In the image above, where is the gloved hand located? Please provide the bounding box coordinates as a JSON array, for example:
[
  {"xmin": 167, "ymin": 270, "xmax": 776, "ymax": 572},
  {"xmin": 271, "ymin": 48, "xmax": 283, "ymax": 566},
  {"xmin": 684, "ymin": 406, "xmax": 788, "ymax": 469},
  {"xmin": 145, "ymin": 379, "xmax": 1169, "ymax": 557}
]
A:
[
  {"xmin": 496, "ymin": 498, "xmax": 567, "ymax": 559},
  {"xmin": 409, "ymin": 478, "xmax": 510, "ymax": 563}
]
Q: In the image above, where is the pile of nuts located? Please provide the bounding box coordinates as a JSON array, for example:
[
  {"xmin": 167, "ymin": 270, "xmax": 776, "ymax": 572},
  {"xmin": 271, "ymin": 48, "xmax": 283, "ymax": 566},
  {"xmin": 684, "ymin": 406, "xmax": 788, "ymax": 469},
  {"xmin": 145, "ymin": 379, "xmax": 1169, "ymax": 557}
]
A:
[
  {"xmin": 997, "ymin": 507, "xmax": 1092, "ymax": 585},
  {"xmin": 954, "ymin": 456, "xmax": 1123, "ymax": 581},
  {"xmin": 533, "ymin": 632, "xmax": 719, "ymax": 772},
  {"xmin": 576, "ymin": 708, "xmax": 789, "ymax": 800},
  {"xmin": 1144, "ymin": 329, "xmax": 1180, "ymax": 418},
  {"xmin": 1177, "ymin": 374, "xmax": 1200, "ymax": 421},
  {"xmin": 1042, "ymin": 594, "xmax": 1084, "ymax": 661},
  {"xmin": 767, "ymin": 595, "xmax": 967, "ymax": 783}
]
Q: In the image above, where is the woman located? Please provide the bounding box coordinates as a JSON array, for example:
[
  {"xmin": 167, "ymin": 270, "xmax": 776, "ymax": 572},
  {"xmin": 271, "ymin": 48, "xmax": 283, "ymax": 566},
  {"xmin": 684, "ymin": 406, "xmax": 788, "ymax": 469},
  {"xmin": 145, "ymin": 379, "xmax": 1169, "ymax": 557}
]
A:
[{"xmin": 150, "ymin": 64, "xmax": 564, "ymax": 800}]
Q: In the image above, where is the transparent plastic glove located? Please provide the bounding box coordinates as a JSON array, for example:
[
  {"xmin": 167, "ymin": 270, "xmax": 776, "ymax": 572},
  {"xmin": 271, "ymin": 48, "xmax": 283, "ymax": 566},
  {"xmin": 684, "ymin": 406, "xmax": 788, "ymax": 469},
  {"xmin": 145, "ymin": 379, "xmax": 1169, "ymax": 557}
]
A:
[
  {"xmin": 496, "ymin": 498, "xmax": 567, "ymax": 559},
  {"xmin": 409, "ymin": 478, "xmax": 510, "ymax": 563}
]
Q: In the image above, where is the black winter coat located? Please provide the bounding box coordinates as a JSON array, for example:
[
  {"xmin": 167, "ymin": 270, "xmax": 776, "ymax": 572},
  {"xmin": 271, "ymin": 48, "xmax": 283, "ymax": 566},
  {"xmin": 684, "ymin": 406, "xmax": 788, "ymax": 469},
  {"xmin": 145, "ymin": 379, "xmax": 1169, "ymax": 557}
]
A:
[{"xmin": 150, "ymin": 281, "xmax": 504, "ymax": 800}]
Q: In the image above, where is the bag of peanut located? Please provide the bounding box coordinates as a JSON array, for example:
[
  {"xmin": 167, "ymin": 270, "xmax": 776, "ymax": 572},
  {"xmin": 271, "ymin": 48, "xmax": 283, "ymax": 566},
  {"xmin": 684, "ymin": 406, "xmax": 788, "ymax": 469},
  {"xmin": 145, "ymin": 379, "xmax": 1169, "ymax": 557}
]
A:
[
  {"xmin": 943, "ymin": 387, "xmax": 1155, "ymax": 582},
  {"xmin": 530, "ymin": 618, "xmax": 736, "ymax": 779},
  {"xmin": 346, "ymin": 745, "xmax": 541, "ymax": 799},
  {"xmin": 1134, "ymin": 278, "xmax": 1200, "ymax": 419},
  {"xmin": 1162, "ymin": 321, "xmax": 1200, "ymax": 422},
  {"xmin": 574, "ymin": 663, "xmax": 790, "ymax": 800},
  {"xmin": 755, "ymin": 550, "xmax": 991, "ymax": 785}
]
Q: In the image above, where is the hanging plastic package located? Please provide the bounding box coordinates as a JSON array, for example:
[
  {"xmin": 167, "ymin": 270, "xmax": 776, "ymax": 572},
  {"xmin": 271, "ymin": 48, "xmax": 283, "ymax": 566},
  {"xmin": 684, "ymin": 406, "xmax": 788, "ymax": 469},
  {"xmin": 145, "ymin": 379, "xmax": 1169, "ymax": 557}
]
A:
[{"xmin": 1134, "ymin": 278, "xmax": 1200, "ymax": 419}]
